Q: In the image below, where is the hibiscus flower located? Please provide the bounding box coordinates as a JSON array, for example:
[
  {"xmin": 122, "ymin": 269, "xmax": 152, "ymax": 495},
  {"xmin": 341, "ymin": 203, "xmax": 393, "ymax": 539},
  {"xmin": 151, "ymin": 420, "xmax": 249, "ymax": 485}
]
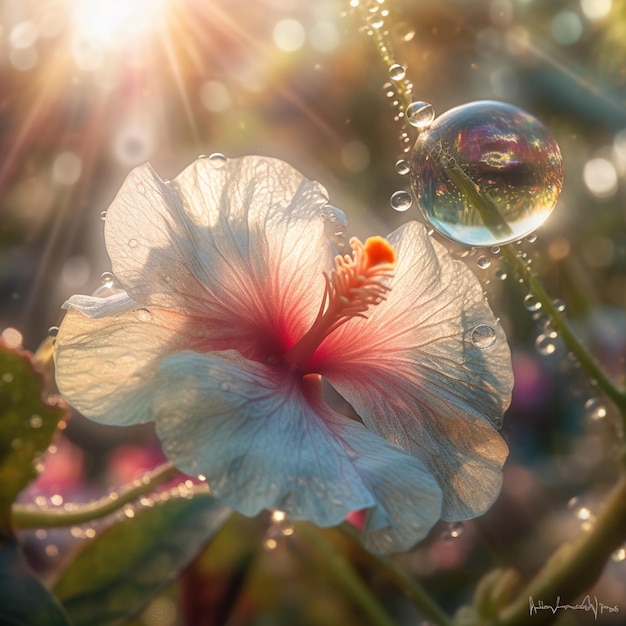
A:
[{"xmin": 54, "ymin": 155, "xmax": 512, "ymax": 554}]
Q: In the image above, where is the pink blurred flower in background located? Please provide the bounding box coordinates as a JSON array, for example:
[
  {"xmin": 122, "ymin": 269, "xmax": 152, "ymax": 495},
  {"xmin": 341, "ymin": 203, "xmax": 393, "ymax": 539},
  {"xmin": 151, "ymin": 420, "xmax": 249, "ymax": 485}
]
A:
[{"xmin": 54, "ymin": 155, "xmax": 512, "ymax": 553}]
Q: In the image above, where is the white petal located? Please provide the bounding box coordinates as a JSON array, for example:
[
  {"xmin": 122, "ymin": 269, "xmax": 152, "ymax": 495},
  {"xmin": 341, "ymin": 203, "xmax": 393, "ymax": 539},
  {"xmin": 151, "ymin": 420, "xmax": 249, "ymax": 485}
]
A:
[
  {"xmin": 54, "ymin": 307, "xmax": 209, "ymax": 425},
  {"xmin": 104, "ymin": 156, "xmax": 336, "ymax": 357},
  {"xmin": 152, "ymin": 351, "xmax": 442, "ymax": 552},
  {"xmin": 319, "ymin": 221, "xmax": 512, "ymax": 520}
]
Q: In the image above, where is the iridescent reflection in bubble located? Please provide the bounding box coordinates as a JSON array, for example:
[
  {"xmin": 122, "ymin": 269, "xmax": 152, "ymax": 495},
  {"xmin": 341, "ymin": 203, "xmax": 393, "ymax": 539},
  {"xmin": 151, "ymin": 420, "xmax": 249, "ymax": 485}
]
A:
[{"xmin": 410, "ymin": 101, "xmax": 563, "ymax": 247}]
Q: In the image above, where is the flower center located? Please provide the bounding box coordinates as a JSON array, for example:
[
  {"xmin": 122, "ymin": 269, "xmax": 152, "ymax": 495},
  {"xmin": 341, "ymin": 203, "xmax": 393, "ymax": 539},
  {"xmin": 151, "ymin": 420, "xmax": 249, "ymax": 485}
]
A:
[{"xmin": 283, "ymin": 235, "xmax": 395, "ymax": 371}]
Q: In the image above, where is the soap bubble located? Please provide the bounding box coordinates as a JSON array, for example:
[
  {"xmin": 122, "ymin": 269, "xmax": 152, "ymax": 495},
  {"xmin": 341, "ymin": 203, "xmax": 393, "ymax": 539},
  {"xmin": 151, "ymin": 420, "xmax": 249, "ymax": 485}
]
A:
[{"xmin": 410, "ymin": 101, "xmax": 563, "ymax": 247}]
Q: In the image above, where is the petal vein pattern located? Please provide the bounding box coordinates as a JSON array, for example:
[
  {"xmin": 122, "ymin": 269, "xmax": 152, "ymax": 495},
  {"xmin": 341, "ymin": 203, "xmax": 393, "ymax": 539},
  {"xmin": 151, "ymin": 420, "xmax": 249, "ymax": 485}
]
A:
[
  {"xmin": 153, "ymin": 351, "xmax": 443, "ymax": 553},
  {"xmin": 316, "ymin": 222, "xmax": 513, "ymax": 520},
  {"xmin": 105, "ymin": 157, "xmax": 334, "ymax": 360}
]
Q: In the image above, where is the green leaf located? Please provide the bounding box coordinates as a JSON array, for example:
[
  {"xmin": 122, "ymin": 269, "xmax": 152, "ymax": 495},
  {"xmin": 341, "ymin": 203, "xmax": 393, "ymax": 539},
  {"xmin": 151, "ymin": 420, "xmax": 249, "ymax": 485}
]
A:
[
  {"xmin": 0, "ymin": 540, "xmax": 70, "ymax": 626},
  {"xmin": 0, "ymin": 343, "xmax": 67, "ymax": 536},
  {"xmin": 53, "ymin": 493, "xmax": 231, "ymax": 626}
]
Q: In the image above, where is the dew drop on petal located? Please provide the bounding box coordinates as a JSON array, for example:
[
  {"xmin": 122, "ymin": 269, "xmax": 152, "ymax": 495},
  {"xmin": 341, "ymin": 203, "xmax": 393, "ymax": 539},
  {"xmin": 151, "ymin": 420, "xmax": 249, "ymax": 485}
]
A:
[
  {"xmin": 471, "ymin": 324, "xmax": 497, "ymax": 349},
  {"xmin": 410, "ymin": 101, "xmax": 563, "ymax": 247},
  {"xmin": 128, "ymin": 238, "xmax": 138, "ymax": 248},
  {"xmin": 523, "ymin": 293, "xmax": 542, "ymax": 312},
  {"xmin": 390, "ymin": 190, "xmax": 413, "ymax": 212},
  {"xmin": 476, "ymin": 255, "xmax": 491, "ymax": 270},
  {"xmin": 136, "ymin": 308, "xmax": 152, "ymax": 322},
  {"xmin": 395, "ymin": 158, "xmax": 410, "ymax": 175},
  {"xmin": 406, "ymin": 101, "xmax": 435, "ymax": 129},
  {"xmin": 99, "ymin": 210, "xmax": 107, "ymax": 221},
  {"xmin": 100, "ymin": 272, "xmax": 114, "ymax": 287},
  {"xmin": 208, "ymin": 152, "xmax": 227, "ymax": 168},
  {"xmin": 389, "ymin": 63, "xmax": 406, "ymax": 80}
]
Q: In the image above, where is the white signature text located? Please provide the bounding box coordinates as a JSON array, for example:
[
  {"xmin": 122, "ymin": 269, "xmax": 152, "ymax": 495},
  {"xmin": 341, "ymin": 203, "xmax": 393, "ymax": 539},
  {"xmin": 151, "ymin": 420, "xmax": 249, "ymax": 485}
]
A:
[{"xmin": 529, "ymin": 595, "xmax": 619, "ymax": 620}]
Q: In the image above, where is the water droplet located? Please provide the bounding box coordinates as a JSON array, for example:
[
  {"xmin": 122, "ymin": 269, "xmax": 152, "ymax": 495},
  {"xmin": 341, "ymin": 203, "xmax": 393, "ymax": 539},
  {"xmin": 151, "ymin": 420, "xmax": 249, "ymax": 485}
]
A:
[
  {"xmin": 390, "ymin": 190, "xmax": 413, "ymax": 212},
  {"xmin": 585, "ymin": 398, "xmax": 607, "ymax": 421},
  {"xmin": 526, "ymin": 233, "xmax": 538, "ymax": 243},
  {"xmin": 553, "ymin": 299, "xmax": 566, "ymax": 313},
  {"xmin": 535, "ymin": 334, "xmax": 556, "ymax": 355},
  {"xmin": 406, "ymin": 101, "xmax": 435, "ymax": 129},
  {"xmin": 136, "ymin": 308, "xmax": 152, "ymax": 322},
  {"xmin": 50, "ymin": 494, "xmax": 64, "ymax": 506},
  {"xmin": 441, "ymin": 521, "xmax": 464, "ymax": 540},
  {"xmin": 577, "ymin": 506, "xmax": 592, "ymax": 521},
  {"xmin": 523, "ymin": 294, "xmax": 542, "ymax": 312},
  {"xmin": 30, "ymin": 414, "xmax": 43, "ymax": 429},
  {"xmin": 128, "ymin": 238, "xmax": 138, "ymax": 248},
  {"xmin": 99, "ymin": 210, "xmax": 107, "ymax": 221},
  {"xmin": 476, "ymin": 255, "xmax": 491, "ymax": 270},
  {"xmin": 322, "ymin": 204, "xmax": 348, "ymax": 249},
  {"xmin": 612, "ymin": 547, "xmax": 626, "ymax": 563},
  {"xmin": 100, "ymin": 272, "xmax": 114, "ymax": 287},
  {"xmin": 48, "ymin": 326, "xmax": 59, "ymax": 338},
  {"xmin": 495, "ymin": 268, "xmax": 508, "ymax": 281},
  {"xmin": 395, "ymin": 159, "xmax": 410, "ymax": 175},
  {"xmin": 410, "ymin": 101, "xmax": 563, "ymax": 247},
  {"xmin": 389, "ymin": 63, "xmax": 406, "ymax": 80},
  {"xmin": 208, "ymin": 152, "xmax": 227, "ymax": 168},
  {"xmin": 264, "ymin": 538, "xmax": 278, "ymax": 551},
  {"xmin": 471, "ymin": 324, "xmax": 497, "ymax": 349},
  {"xmin": 45, "ymin": 544, "xmax": 59, "ymax": 557},
  {"xmin": 491, "ymin": 246, "xmax": 501, "ymax": 255}
]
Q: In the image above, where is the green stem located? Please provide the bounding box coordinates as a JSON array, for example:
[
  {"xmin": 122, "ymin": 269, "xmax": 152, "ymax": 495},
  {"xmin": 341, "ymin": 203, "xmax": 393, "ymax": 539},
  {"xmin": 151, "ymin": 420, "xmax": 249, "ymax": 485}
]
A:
[
  {"xmin": 503, "ymin": 247, "xmax": 626, "ymax": 419},
  {"xmin": 370, "ymin": 553, "xmax": 456, "ymax": 626},
  {"xmin": 494, "ymin": 473, "xmax": 626, "ymax": 626},
  {"xmin": 297, "ymin": 524, "xmax": 398, "ymax": 626},
  {"xmin": 11, "ymin": 462, "xmax": 180, "ymax": 529}
]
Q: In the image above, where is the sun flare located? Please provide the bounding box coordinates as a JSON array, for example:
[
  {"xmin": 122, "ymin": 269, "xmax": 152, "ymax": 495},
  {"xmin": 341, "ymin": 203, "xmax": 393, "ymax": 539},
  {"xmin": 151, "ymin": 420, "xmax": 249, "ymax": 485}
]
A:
[{"xmin": 66, "ymin": 0, "xmax": 169, "ymax": 47}]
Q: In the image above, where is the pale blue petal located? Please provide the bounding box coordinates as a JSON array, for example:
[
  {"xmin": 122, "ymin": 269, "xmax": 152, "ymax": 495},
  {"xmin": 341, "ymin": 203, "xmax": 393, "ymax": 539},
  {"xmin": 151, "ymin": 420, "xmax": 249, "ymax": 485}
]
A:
[
  {"xmin": 152, "ymin": 350, "xmax": 443, "ymax": 553},
  {"xmin": 152, "ymin": 350, "xmax": 377, "ymax": 526}
]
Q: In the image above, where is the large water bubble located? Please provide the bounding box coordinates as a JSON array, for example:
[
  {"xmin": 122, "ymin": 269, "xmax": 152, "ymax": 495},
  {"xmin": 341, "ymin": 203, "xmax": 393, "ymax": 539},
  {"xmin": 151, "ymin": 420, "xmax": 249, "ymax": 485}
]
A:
[{"xmin": 410, "ymin": 100, "xmax": 563, "ymax": 247}]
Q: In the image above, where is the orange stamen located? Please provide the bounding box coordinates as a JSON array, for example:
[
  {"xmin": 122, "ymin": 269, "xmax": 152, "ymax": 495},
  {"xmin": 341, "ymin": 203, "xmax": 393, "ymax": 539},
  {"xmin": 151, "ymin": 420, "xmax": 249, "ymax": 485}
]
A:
[{"xmin": 364, "ymin": 236, "xmax": 396, "ymax": 267}]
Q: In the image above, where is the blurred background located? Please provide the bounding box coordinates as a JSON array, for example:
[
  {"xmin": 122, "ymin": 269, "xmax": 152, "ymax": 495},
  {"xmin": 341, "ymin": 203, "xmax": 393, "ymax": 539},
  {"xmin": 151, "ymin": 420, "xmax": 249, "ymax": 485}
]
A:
[{"xmin": 1, "ymin": 0, "xmax": 626, "ymax": 624}]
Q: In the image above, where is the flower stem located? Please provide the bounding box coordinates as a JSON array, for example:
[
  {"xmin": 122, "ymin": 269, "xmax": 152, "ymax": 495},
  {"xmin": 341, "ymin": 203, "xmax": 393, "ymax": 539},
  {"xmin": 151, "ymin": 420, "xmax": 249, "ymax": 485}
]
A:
[
  {"xmin": 11, "ymin": 462, "xmax": 180, "ymax": 529},
  {"xmin": 297, "ymin": 524, "xmax": 398, "ymax": 626},
  {"xmin": 494, "ymin": 473, "xmax": 626, "ymax": 626},
  {"xmin": 502, "ymin": 247, "xmax": 626, "ymax": 421},
  {"xmin": 369, "ymin": 553, "xmax": 455, "ymax": 626}
]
